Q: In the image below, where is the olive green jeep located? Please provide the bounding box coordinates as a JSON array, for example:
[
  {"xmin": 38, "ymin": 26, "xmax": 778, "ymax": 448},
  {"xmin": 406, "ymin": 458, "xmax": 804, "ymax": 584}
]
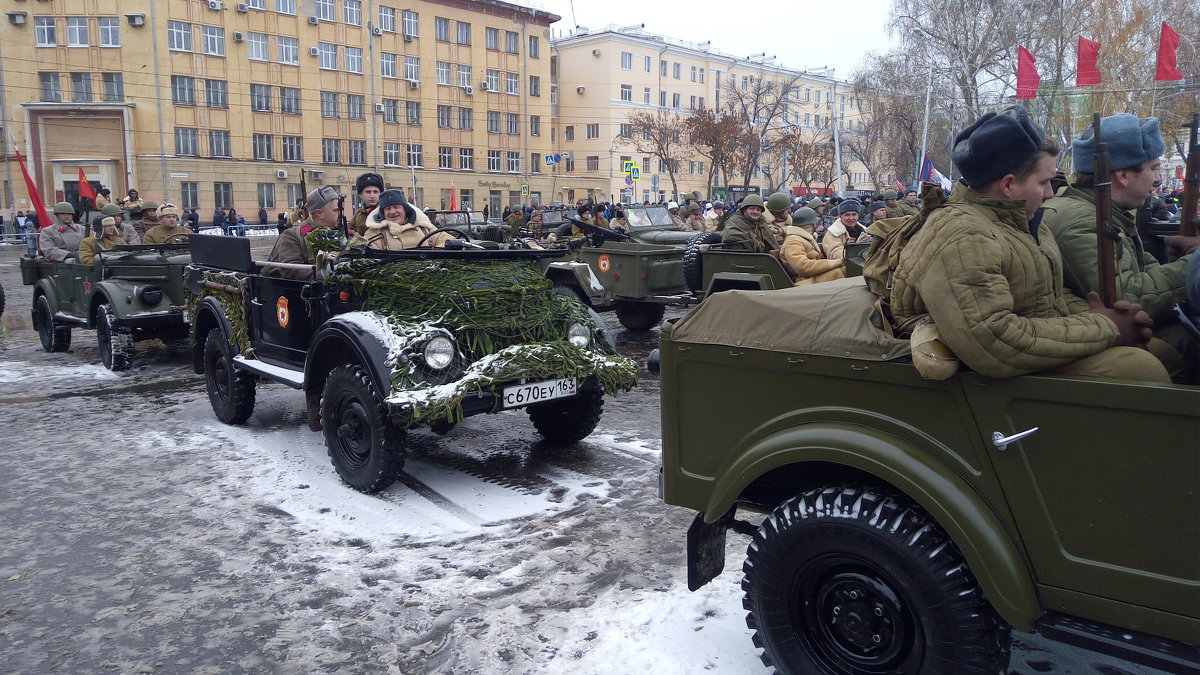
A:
[{"xmin": 655, "ymin": 277, "xmax": 1199, "ymax": 674}]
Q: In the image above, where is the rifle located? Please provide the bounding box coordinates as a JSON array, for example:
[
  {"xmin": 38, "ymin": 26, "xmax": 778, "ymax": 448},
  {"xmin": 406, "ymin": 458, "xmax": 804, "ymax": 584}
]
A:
[
  {"xmin": 1092, "ymin": 112, "xmax": 1118, "ymax": 307},
  {"xmin": 337, "ymin": 193, "xmax": 349, "ymax": 239},
  {"xmin": 1180, "ymin": 113, "xmax": 1199, "ymax": 238},
  {"xmin": 290, "ymin": 169, "xmax": 310, "ymax": 226}
]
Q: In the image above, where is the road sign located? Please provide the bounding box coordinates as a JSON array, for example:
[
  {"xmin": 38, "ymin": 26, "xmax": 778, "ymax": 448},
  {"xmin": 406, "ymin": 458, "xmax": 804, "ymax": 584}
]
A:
[
  {"xmin": 652, "ymin": 174, "xmax": 659, "ymax": 188},
  {"xmin": 624, "ymin": 176, "xmax": 633, "ymax": 186},
  {"xmin": 622, "ymin": 160, "xmax": 634, "ymax": 175},
  {"xmin": 521, "ymin": 184, "xmax": 529, "ymax": 196},
  {"xmin": 630, "ymin": 166, "xmax": 641, "ymax": 181},
  {"xmin": 545, "ymin": 156, "xmax": 555, "ymax": 166}
]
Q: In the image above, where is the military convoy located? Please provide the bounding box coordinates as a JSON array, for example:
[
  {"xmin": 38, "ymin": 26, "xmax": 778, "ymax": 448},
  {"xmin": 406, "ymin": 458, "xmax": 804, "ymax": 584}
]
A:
[{"xmin": 653, "ymin": 276, "xmax": 1200, "ymax": 674}]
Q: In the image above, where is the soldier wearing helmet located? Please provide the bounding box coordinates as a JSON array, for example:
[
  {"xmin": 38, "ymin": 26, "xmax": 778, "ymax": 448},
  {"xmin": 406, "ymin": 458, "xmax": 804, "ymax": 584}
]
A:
[
  {"xmin": 721, "ymin": 194, "xmax": 778, "ymax": 254},
  {"xmin": 39, "ymin": 202, "xmax": 86, "ymax": 262},
  {"xmin": 763, "ymin": 192, "xmax": 793, "ymax": 243}
]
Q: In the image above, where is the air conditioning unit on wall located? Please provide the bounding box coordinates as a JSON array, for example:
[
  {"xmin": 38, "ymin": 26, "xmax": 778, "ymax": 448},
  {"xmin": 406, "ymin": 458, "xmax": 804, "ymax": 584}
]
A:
[
  {"xmin": 407, "ymin": 79, "xmax": 420, "ymax": 89},
  {"xmin": 309, "ymin": 170, "xmax": 325, "ymax": 181},
  {"xmin": 309, "ymin": 46, "xmax": 319, "ymax": 56},
  {"xmin": 463, "ymin": 85, "xmax": 474, "ymax": 95},
  {"xmin": 207, "ymin": 0, "xmax": 223, "ymax": 10},
  {"xmin": 232, "ymin": 31, "xmax": 244, "ymax": 42},
  {"xmin": 372, "ymin": 27, "xmax": 382, "ymax": 36},
  {"xmin": 307, "ymin": 16, "xmax": 319, "ymax": 25},
  {"xmin": 276, "ymin": 169, "xmax": 288, "ymax": 179}
]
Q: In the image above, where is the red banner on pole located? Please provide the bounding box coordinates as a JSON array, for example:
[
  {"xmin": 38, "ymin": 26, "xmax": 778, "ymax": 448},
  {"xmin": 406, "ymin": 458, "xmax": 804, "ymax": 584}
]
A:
[
  {"xmin": 1017, "ymin": 46, "xmax": 1041, "ymax": 100},
  {"xmin": 77, "ymin": 167, "xmax": 98, "ymax": 205},
  {"xmin": 15, "ymin": 150, "xmax": 52, "ymax": 229},
  {"xmin": 1156, "ymin": 22, "xmax": 1183, "ymax": 81},
  {"xmin": 1076, "ymin": 37, "xmax": 1101, "ymax": 86},
  {"xmin": 449, "ymin": 184, "xmax": 457, "ymax": 211}
]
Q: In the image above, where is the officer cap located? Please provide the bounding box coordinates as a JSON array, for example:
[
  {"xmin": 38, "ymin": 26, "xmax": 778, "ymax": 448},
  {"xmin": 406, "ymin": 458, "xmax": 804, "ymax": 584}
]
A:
[{"xmin": 837, "ymin": 199, "xmax": 862, "ymax": 215}]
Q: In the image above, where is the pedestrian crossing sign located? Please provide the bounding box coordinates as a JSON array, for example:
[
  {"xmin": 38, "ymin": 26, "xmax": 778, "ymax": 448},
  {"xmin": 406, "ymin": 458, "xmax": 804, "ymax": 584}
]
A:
[
  {"xmin": 630, "ymin": 165, "xmax": 641, "ymax": 181},
  {"xmin": 622, "ymin": 160, "xmax": 634, "ymax": 175}
]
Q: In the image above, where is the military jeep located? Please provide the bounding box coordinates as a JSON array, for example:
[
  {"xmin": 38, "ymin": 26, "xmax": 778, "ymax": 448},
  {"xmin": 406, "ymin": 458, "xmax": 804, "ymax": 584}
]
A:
[
  {"xmin": 186, "ymin": 233, "xmax": 637, "ymax": 494},
  {"xmin": 21, "ymin": 245, "xmax": 192, "ymax": 370},
  {"xmin": 655, "ymin": 277, "xmax": 1199, "ymax": 674}
]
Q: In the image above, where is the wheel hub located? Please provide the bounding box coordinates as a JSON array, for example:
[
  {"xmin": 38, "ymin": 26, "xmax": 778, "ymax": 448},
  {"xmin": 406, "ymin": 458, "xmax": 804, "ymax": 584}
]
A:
[
  {"xmin": 335, "ymin": 402, "xmax": 370, "ymax": 465},
  {"xmin": 807, "ymin": 569, "xmax": 912, "ymax": 669}
]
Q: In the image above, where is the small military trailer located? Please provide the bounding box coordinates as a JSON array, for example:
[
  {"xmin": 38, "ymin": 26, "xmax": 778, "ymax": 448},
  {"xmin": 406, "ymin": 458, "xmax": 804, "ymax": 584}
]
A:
[
  {"xmin": 21, "ymin": 244, "xmax": 192, "ymax": 370},
  {"xmin": 655, "ymin": 277, "xmax": 1199, "ymax": 674},
  {"xmin": 186, "ymin": 233, "xmax": 637, "ymax": 493}
]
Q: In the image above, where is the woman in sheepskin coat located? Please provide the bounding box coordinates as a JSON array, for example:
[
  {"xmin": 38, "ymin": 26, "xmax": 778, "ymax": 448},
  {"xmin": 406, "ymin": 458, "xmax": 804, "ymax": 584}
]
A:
[{"xmin": 350, "ymin": 189, "xmax": 452, "ymax": 250}]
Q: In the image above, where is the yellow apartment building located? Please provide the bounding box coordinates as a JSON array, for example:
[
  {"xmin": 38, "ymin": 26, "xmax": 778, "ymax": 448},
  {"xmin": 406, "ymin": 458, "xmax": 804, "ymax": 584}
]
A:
[
  {"xmin": 0, "ymin": 0, "xmax": 560, "ymax": 218},
  {"xmin": 551, "ymin": 25, "xmax": 878, "ymax": 204}
]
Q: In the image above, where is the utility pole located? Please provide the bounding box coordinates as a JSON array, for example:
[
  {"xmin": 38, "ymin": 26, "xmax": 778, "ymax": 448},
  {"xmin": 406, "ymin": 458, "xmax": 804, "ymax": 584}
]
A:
[{"xmin": 915, "ymin": 64, "xmax": 934, "ymax": 187}]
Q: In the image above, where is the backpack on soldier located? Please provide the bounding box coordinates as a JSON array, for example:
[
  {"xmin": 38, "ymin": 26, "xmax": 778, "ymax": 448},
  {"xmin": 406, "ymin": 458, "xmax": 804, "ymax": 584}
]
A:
[{"xmin": 861, "ymin": 182, "xmax": 948, "ymax": 301}]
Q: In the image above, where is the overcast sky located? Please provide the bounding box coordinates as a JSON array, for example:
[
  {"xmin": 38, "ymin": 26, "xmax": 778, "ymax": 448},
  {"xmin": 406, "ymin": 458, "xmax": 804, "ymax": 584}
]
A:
[{"xmin": 538, "ymin": 0, "xmax": 898, "ymax": 79}]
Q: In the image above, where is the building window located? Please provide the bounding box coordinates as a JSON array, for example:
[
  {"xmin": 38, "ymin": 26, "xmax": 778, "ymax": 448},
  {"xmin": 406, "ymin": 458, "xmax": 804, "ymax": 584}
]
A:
[
  {"xmin": 348, "ymin": 140, "xmax": 366, "ymax": 165},
  {"xmin": 35, "ymin": 17, "xmax": 56, "ymax": 47},
  {"xmin": 402, "ymin": 10, "xmax": 418, "ymax": 37},
  {"xmin": 457, "ymin": 64, "xmax": 472, "ymax": 88},
  {"xmin": 586, "ymin": 156, "xmax": 599, "ymax": 171},
  {"xmin": 645, "ymin": 55, "xmax": 651, "ymax": 72},
  {"xmin": 251, "ymin": 84, "xmax": 271, "ymax": 111},
  {"xmin": 660, "ymin": 59, "xmax": 667, "ymax": 76},
  {"xmin": 175, "ymin": 128, "xmax": 199, "ymax": 156},
  {"xmin": 66, "ymin": 17, "xmax": 88, "ymax": 47},
  {"xmin": 699, "ymin": 68, "xmax": 705, "ymax": 83},
  {"xmin": 276, "ymin": 0, "xmax": 296, "ymax": 13},
  {"xmin": 345, "ymin": 47, "xmax": 363, "ymax": 73},
  {"xmin": 279, "ymin": 87, "xmax": 300, "ymax": 114},
  {"xmin": 379, "ymin": 6, "xmax": 395, "ymax": 31},
  {"xmin": 246, "ymin": 32, "xmax": 267, "ymax": 60},
  {"xmin": 564, "ymin": 125, "xmax": 574, "ymax": 141},
  {"xmin": 434, "ymin": 17, "xmax": 450, "ymax": 41},
  {"xmin": 690, "ymin": 65, "xmax": 697, "ymax": 82},
  {"xmin": 564, "ymin": 156, "xmax": 575, "ymax": 172},
  {"xmin": 673, "ymin": 62, "xmax": 681, "ymax": 79},
  {"xmin": 381, "ymin": 99, "xmax": 399, "ymax": 123},
  {"xmin": 504, "ymin": 30, "xmax": 518, "ymax": 54},
  {"xmin": 620, "ymin": 84, "xmax": 632, "ymax": 102},
  {"xmin": 689, "ymin": 95, "xmax": 696, "ymax": 110},
  {"xmin": 487, "ymin": 111, "xmax": 500, "ymax": 133},
  {"xmin": 171, "ymin": 76, "xmax": 195, "ymax": 105},
  {"xmin": 214, "ymin": 183, "xmax": 233, "ymax": 209},
  {"xmin": 318, "ymin": 43, "xmax": 337, "ymax": 70},
  {"xmin": 487, "ymin": 150, "xmax": 500, "ymax": 172},
  {"xmin": 437, "ymin": 105, "xmax": 452, "ymax": 128},
  {"xmin": 672, "ymin": 93, "xmax": 681, "ymax": 108},
  {"xmin": 529, "ymin": 35, "xmax": 540, "ymax": 58},
  {"xmin": 322, "ymin": 139, "xmax": 340, "ymax": 163},
  {"xmin": 459, "ymin": 148, "xmax": 474, "ymax": 170},
  {"xmin": 277, "ymin": 36, "xmax": 298, "ymax": 64},
  {"xmin": 530, "ymin": 76, "xmax": 541, "ymax": 97},
  {"xmin": 405, "ymin": 101, "xmax": 420, "ymax": 124},
  {"xmin": 659, "ymin": 91, "xmax": 667, "ymax": 107},
  {"xmin": 485, "ymin": 69, "xmax": 499, "ymax": 91},
  {"xmin": 347, "ymin": 94, "xmax": 364, "ymax": 119},
  {"xmin": 282, "ymin": 135, "xmax": 302, "ymax": 161},
  {"xmin": 404, "ymin": 56, "xmax": 419, "ymax": 81},
  {"xmin": 343, "ymin": 0, "xmax": 361, "ymax": 25},
  {"xmin": 252, "ymin": 133, "xmax": 273, "ymax": 160},
  {"xmin": 507, "ymin": 113, "xmax": 519, "ymax": 135},
  {"xmin": 286, "ymin": 183, "xmax": 303, "ymax": 207},
  {"xmin": 618, "ymin": 123, "xmax": 631, "ymax": 138},
  {"xmin": 98, "ymin": 17, "xmax": 120, "ymax": 47},
  {"xmin": 643, "ymin": 87, "xmax": 651, "ymax": 104},
  {"xmin": 246, "ymin": 0, "xmax": 265, "ymax": 8},
  {"xmin": 320, "ymin": 91, "xmax": 338, "ymax": 117},
  {"xmin": 315, "ymin": 0, "xmax": 334, "ymax": 21},
  {"xmin": 456, "ymin": 21, "xmax": 470, "ymax": 45},
  {"xmin": 505, "ymin": 72, "xmax": 519, "ymax": 95},
  {"xmin": 585, "ymin": 123, "xmax": 599, "ymax": 139},
  {"xmin": 258, "ymin": 183, "xmax": 276, "ymax": 209},
  {"xmin": 436, "ymin": 61, "xmax": 451, "ymax": 85},
  {"xmin": 485, "ymin": 27, "xmax": 498, "ymax": 50},
  {"xmin": 181, "ymin": 182, "xmax": 199, "ymax": 209},
  {"xmin": 507, "ymin": 152, "xmax": 520, "ymax": 173},
  {"xmin": 205, "ymin": 79, "xmax": 228, "ymax": 108},
  {"xmin": 167, "ymin": 21, "xmax": 192, "ymax": 52},
  {"xmin": 69, "ymin": 73, "xmax": 93, "ymax": 102},
  {"xmin": 530, "ymin": 153, "xmax": 541, "ymax": 173},
  {"xmin": 438, "ymin": 146, "xmax": 453, "ymax": 169},
  {"xmin": 201, "ymin": 26, "xmax": 225, "ymax": 56},
  {"xmin": 406, "ymin": 144, "xmax": 423, "ymax": 167},
  {"xmin": 383, "ymin": 142, "xmax": 400, "ymax": 166},
  {"xmin": 530, "ymin": 115, "xmax": 540, "ymax": 136},
  {"xmin": 102, "ymin": 73, "xmax": 124, "ymax": 101}
]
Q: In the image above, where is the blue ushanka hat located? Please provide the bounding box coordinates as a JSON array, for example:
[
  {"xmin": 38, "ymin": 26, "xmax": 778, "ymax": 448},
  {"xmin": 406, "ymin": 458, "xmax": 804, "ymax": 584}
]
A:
[{"xmin": 1072, "ymin": 113, "xmax": 1165, "ymax": 174}]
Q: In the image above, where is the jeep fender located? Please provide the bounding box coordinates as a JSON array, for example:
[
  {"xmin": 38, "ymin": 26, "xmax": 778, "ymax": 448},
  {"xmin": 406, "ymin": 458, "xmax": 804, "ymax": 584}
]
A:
[
  {"xmin": 85, "ymin": 288, "xmax": 119, "ymax": 329},
  {"xmin": 32, "ymin": 279, "xmax": 61, "ymax": 315},
  {"xmin": 703, "ymin": 422, "xmax": 1040, "ymax": 632},
  {"xmin": 304, "ymin": 315, "xmax": 393, "ymax": 413},
  {"xmin": 190, "ymin": 295, "xmax": 234, "ymax": 374},
  {"xmin": 546, "ymin": 261, "xmax": 606, "ymax": 303}
]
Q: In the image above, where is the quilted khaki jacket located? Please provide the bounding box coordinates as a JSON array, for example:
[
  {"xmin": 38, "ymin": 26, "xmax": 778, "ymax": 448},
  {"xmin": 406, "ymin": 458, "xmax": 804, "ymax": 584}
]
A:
[
  {"xmin": 890, "ymin": 182, "xmax": 1118, "ymax": 378},
  {"xmin": 1042, "ymin": 185, "xmax": 1190, "ymax": 323},
  {"xmin": 780, "ymin": 225, "xmax": 845, "ymax": 286}
]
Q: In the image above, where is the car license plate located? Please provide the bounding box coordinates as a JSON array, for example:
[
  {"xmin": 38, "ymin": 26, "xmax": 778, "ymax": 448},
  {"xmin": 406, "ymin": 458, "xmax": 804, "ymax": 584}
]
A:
[{"xmin": 501, "ymin": 378, "xmax": 577, "ymax": 409}]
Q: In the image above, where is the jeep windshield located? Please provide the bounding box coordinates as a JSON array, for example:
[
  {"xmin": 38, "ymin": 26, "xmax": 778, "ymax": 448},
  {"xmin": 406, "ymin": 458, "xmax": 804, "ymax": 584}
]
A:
[{"xmin": 626, "ymin": 206, "xmax": 676, "ymax": 229}]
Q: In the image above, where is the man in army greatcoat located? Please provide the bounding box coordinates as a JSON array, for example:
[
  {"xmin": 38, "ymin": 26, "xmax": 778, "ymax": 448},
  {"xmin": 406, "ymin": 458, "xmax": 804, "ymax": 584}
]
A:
[
  {"xmin": 266, "ymin": 187, "xmax": 341, "ymax": 281},
  {"xmin": 39, "ymin": 202, "xmax": 87, "ymax": 262}
]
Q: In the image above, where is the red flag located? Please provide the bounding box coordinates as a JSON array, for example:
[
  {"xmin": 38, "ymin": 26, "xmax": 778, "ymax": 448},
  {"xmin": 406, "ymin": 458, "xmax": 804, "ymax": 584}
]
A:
[
  {"xmin": 1016, "ymin": 46, "xmax": 1040, "ymax": 100},
  {"xmin": 449, "ymin": 184, "xmax": 457, "ymax": 211},
  {"xmin": 1076, "ymin": 37, "xmax": 1101, "ymax": 86},
  {"xmin": 14, "ymin": 150, "xmax": 52, "ymax": 229},
  {"xmin": 893, "ymin": 178, "xmax": 904, "ymax": 192},
  {"xmin": 1156, "ymin": 22, "xmax": 1182, "ymax": 81},
  {"xmin": 77, "ymin": 167, "xmax": 98, "ymax": 205},
  {"xmin": 1178, "ymin": 166, "xmax": 1186, "ymax": 181}
]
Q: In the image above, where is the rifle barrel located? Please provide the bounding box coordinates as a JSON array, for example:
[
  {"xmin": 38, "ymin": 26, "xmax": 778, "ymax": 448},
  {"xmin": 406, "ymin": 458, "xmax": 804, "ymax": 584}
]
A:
[
  {"xmin": 1093, "ymin": 112, "xmax": 1118, "ymax": 307},
  {"xmin": 1181, "ymin": 113, "xmax": 1199, "ymax": 238}
]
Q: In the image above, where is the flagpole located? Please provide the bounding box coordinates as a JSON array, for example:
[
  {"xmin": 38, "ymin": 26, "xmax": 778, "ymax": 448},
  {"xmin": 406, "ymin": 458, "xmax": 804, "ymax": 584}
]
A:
[{"xmin": 916, "ymin": 64, "xmax": 934, "ymax": 186}]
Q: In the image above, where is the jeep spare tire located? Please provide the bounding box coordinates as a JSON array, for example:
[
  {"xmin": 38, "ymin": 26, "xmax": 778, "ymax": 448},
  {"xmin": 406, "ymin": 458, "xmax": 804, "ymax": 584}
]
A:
[
  {"xmin": 683, "ymin": 231, "xmax": 722, "ymax": 292},
  {"xmin": 614, "ymin": 301, "xmax": 665, "ymax": 332}
]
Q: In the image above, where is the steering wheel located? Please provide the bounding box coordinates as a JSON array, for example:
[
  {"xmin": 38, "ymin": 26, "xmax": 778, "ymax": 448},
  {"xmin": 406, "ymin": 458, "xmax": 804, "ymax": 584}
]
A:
[
  {"xmin": 414, "ymin": 227, "xmax": 472, "ymax": 248},
  {"xmin": 164, "ymin": 233, "xmax": 191, "ymax": 244}
]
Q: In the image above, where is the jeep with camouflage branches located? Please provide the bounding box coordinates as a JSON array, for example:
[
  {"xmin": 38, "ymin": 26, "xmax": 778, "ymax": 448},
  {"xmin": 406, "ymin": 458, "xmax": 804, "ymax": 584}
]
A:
[
  {"xmin": 21, "ymin": 244, "xmax": 192, "ymax": 370},
  {"xmin": 654, "ymin": 277, "xmax": 1199, "ymax": 675},
  {"xmin": 186, "ymin": 232, "xmax": 637, "ymax": 494}
]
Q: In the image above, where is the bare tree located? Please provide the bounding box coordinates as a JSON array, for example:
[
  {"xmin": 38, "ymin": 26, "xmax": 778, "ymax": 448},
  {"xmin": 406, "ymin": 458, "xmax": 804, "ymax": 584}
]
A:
[
  {"xmin": 720, "ymin": 73, "xmax": 806, "ymax": 193},
  {"xmin": 782, "ymin": 130, "xmax": 837, "ymax": 192},
  {"xmin": 683, "ymin": 107, "xmax": 749, "ymax": 196},
  {"xmin": 620, "ymin": 110, "xmax": 688, "ymax": 198}
]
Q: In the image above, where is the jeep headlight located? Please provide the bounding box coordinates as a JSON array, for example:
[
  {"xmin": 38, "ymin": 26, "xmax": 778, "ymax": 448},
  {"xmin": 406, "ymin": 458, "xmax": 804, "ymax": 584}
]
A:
[
  {"xmin": 567, "ymin": 322, "xmax": 591, "ymax": 349},
  {"xmin": 423, "ymin": 335, "xmax": 456, "ymax": 370},
  {"xmin": 138, "ymin": 286, "xmax": 164, "ymax": 306}
]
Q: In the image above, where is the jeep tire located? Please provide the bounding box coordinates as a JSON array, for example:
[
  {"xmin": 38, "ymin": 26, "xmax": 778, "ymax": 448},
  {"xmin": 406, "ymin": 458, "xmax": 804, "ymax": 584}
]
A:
[
  {"xmin": 614, "ymin": 301, "xmax": 665, "ymax": 331},
  {"xmin": 682, "ymin": 231, "xmax": 722, "ymax": 292},
  {"xmin": 743, "ymin": 486, "xmax": 1010, "ymax": 675},
  {"xmin": 320, "ymin": 364, "xmax": 406, "ymax": 493},
  {"xmin": 528, "ymin": 387, "xmax": 603, "ymax": 443},
  {"xmin": 203, "ymin": 327, "xmax": 256, "ymax": 424},
  {"xmin": 34, "ymin": 294, "xmax": 72, "ymax": 352},
  {"xmin": 97, "ymin": 303, "xmax": 134, "ymax": 371}
]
